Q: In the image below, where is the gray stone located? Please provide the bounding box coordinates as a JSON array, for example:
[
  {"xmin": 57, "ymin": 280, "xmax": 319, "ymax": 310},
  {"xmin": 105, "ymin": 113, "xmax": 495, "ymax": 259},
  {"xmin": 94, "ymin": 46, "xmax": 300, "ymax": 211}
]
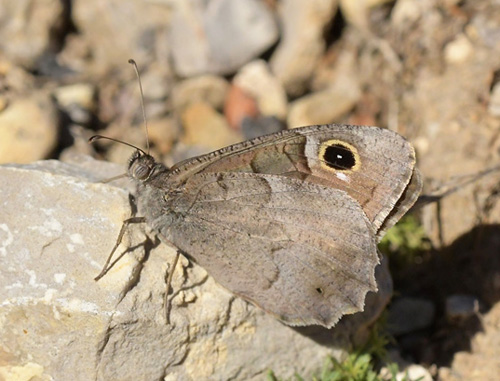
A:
[
  {"xmin": 387, "ymin": 297, "xmax": 435, "ymax": 336},
  {"xmin": 446, "ymin": 294, "xmax": 479, "ymax": 321},
  {"xmin": 241, "ymin": 116, "xmax": 285, "ymax": 140},
  {"xmin": 0, "ymin": 156, "xmax": 392, "ymax": 380},
  {"xmin": 169, "ymin": 0, "xmax": 279, "ymax": 76}
]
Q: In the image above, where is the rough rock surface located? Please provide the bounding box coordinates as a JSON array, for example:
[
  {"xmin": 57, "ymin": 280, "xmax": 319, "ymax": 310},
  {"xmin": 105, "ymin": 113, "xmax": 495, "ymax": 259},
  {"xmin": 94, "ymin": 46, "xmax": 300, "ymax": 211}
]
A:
[{"xmin": 0, "ymin": 156, "xmax": 392, "ymax": 380}]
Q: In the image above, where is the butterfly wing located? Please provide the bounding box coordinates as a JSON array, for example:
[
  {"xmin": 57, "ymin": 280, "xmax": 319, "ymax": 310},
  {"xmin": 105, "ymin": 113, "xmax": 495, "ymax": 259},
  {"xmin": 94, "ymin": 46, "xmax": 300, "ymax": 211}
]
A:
[
  {"xmin": 167, "ymin": 124, "xmax": 421, "ymax": 237},
  {"xmin": 140, "ymin": 124, "xmax": 421, "ymax": 326},
  {"xmin": 153, "ymin": 171, "xmax": 378, "ymax": 328}
]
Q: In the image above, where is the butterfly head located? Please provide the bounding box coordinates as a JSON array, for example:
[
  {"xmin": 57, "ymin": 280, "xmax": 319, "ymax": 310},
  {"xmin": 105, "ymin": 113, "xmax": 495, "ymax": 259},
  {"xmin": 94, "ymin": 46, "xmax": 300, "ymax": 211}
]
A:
[{"xmin": 128, "ymin": 150, "xmax": 158, "ymax": 182}]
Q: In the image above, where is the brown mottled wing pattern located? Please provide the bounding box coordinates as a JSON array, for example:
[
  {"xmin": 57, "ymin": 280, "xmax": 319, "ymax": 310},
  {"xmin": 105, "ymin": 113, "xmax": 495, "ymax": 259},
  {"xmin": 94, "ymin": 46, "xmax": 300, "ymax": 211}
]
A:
[{"xmin": 155, "ymin": 172, "xmax": 378, "ymax": 327}]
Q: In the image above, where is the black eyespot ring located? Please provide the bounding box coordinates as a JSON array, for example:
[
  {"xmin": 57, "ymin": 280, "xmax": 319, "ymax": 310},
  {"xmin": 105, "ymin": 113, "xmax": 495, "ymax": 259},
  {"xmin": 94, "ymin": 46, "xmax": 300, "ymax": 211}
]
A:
[{"xmin": 318, "ymin": 139, "xmax": 360, "ymax": 172}]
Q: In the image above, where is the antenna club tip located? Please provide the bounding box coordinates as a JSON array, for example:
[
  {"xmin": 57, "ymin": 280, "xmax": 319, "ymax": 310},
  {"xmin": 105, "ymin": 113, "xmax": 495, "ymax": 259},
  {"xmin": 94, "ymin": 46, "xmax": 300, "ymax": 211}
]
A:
[{"xmin": 128, "ymin": 58, "xmax": 136, "ymax": 65}]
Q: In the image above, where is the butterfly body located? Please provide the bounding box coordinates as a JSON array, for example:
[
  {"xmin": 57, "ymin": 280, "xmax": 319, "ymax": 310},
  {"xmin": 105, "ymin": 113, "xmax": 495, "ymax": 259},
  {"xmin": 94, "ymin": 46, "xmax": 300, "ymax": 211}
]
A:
[{"xmin": 127, "ymin": 124, "xmax": 421, "ymax": 328}]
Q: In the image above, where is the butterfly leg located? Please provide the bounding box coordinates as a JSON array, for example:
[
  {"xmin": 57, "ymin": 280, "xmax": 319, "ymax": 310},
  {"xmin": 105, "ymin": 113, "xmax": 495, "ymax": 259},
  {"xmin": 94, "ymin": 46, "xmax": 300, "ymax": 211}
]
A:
[
  {"xmin": 94, "ymin": 216, "xmax": 146, "ymax": 281},
  {"xmin": 163, "ymin": 250, "xmax": 181, "ymax": 324}
]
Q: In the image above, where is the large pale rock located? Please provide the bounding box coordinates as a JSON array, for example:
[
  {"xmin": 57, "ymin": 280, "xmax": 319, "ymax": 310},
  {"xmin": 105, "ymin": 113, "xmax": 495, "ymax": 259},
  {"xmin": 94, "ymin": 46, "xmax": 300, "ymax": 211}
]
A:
[{"xmin": 0, "ymin": 156, "xmax": 392, "ymax": 380}]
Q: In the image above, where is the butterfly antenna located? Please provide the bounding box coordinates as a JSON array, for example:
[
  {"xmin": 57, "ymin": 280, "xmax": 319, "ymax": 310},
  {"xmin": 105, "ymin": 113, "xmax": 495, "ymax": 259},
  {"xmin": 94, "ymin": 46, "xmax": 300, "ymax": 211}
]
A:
[
  {"xmin": 88, "ymin": 135, "xmax": 147, "ymax": 156},
  {"xmin": 128, "ymin": 59, "xmax": 150, "ymax": 154}
]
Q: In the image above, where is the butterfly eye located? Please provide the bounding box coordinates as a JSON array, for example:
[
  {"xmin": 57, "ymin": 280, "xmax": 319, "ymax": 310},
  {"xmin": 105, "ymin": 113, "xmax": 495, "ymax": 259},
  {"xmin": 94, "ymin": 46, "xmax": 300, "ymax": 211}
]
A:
[{"xmin": 134, "ymin": 163, "xmax": 151, "ymax": 180}]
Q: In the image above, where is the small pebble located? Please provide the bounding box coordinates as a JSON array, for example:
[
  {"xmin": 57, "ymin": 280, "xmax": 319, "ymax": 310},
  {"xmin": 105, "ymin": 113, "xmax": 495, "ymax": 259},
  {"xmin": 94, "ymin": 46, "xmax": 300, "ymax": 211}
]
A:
[{"xmin": 446, "ymin": 294, "xmax": 479, "ymax": 321}]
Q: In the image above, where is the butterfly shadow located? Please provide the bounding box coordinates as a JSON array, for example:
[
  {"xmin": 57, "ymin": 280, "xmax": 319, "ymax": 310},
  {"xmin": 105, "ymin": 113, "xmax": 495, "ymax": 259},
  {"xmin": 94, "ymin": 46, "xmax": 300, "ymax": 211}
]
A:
[
  {"xmin": 96, "ymin": 193, "xmax": 162, "ymax": 302},
  {"xmin": 388, "ymin": 222, "xmax": 500, "ymax": 367}
]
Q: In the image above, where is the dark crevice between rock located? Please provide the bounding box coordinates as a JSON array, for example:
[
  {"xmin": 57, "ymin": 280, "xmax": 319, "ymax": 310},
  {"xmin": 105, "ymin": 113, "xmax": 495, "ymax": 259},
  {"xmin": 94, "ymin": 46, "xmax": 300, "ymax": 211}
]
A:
[
  {"xmin": 94, "ymin": 323, "xmax": 114, "ymax": 381},
  {"xmin": 323, "ymin": 4, "xmax": 346, "ymax": 48},
  {"xmin": 169, "ymin": 268, "xmax": 210, "ymax": 308},
  {"xmin": 47, "ymin": 107, "xmax": 74, "ymax": 160}
]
